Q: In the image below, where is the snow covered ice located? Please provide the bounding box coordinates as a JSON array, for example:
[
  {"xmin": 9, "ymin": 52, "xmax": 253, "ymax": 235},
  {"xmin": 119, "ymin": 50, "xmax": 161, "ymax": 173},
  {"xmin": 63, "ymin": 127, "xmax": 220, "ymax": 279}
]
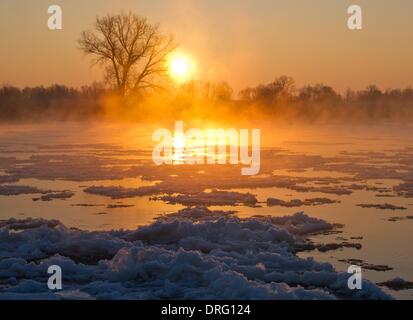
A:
[{"xmin": 0, "ymin": 207, "xmax": 392, "ymax": 300}]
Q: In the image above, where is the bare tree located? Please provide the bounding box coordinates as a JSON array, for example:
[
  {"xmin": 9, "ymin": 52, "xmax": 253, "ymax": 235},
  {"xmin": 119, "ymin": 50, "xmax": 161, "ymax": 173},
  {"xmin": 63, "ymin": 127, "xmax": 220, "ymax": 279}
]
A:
[{"xmin": 78, "ymin": 12, "xmax": 177, "ymax": 96}]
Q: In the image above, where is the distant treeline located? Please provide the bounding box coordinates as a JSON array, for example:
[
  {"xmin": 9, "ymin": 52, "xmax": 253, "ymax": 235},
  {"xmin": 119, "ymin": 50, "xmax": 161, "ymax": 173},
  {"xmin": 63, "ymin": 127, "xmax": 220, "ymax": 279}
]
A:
[
  {"xmin": 2, "ymin": 76, "xmax": 413, "ymax": 122},
  {"xmin": 0, "ymin": 83, "xmax": 106, "ymax": 121},
  {"xmin": 236, "ymin": 76, "xmax": 413, "ymax": 121}
]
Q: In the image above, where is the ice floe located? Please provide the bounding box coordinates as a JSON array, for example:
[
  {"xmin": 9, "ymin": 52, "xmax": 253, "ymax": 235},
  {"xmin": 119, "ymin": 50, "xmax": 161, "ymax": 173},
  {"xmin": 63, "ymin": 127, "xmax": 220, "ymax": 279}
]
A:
[
  {"xmin": 338, "ymin": 259, "xmax": 393, "ymax": 272},
  {"xmin": 84, "ymin": 185, "xmax": 159, "ymax": 199},
  {"xmin": 32, "ymin": 191, "xmax": 75, "ymax": 202},
  {"xmin": 267, "ymin": 197, "xmax": 339, "ymax": 208},
  {"xmin": 387, "ymin": 216, "xmax": 413, "ymax": 222},
  {"xmin": 377, "ymin": 277, "xmax": 413, "ymax": 291},
  {"xmin": 151, "ymin": 190, "xmax": 258, "ymax": 207},
  {"xmin": 106, "ymin": 204, "xmax": 135, "ymax": 209},
  {"xmin": 0, "ymin": 185, "xmax": 50, "ymax": 196},
  {"xmin": 0, "ymin": 207, "xmax": 392, "ymax": 300},
  {"xmin": 356, "ymin": 203, "xmax": 407, "ymax": 211}
]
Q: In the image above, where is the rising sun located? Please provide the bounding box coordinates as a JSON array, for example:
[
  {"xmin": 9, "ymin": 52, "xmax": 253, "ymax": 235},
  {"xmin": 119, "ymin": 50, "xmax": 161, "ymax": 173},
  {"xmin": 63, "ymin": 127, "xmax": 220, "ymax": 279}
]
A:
[{"xmin": 168, "ymin": 54, "xmax": 194, "ymax": 81}]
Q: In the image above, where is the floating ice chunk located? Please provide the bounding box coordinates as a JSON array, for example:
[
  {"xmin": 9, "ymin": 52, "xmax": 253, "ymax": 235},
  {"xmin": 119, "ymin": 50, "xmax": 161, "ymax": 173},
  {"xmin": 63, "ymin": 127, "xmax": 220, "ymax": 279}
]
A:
[
  {"xmin": 267, "ymin": 197, "xmax": 339, "ymax": 208},
  {"xmin": 357, "ymin": 203, "xmax": 407, "ymax": 210},
  {"xmin": 152, "ymin": 190, "xmax": 258, "ymax": 207},
  {"xmin": 84, "ymin": 185, "xmax": 159, "ymax": 199},
  {"xmin": 32, "ymin": 191, "xmax": 75, "ymax": 202},
  {"xmin": 377, "ymin": 277, "xmax": 413, "ymax": 291},
  {"xmin": 0, "ymin": 208, "xmax": 392, "ymax": 300},
  {"xmin": 0, "ymin": 185, "xmax": 49, "ymax": 196}
]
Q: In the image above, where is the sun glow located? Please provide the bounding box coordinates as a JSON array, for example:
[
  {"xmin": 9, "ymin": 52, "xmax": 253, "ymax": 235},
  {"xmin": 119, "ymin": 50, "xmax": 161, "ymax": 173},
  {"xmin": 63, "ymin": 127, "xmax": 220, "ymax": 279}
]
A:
[
  {"xmin": 171, "ymin": 58, "xmax": 188, "ymax": 76},
  {"xmin": 168, "ymin": 53, "xmax": 194, "ymax": 82}
]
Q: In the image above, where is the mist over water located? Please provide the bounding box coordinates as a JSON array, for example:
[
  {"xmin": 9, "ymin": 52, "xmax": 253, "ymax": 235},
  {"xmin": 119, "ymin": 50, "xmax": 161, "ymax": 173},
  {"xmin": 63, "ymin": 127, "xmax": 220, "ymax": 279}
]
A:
[
  {"xmin": 1, "ymin": 121, "xmax": 412, "ymax": 299},
  {"xmin": 1, "ymin": 0, "xmax": 413, "ymax": 302}
]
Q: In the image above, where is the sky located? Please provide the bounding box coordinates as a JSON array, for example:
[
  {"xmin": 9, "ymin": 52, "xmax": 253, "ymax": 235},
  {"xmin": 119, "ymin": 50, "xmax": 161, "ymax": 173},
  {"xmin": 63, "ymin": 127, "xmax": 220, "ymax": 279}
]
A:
[{"xmin": 1, "ymin": 0, "xmax": 413, "ymax": 92}]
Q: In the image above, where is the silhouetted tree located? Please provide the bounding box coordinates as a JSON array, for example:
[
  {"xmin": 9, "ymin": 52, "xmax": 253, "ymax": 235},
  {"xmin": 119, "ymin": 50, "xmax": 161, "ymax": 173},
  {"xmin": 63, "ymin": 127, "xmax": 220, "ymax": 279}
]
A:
[
  {"xmin": 177, "ymin": 81, "xmax": 233, "ymax": 103},
  {"xmin": 298, "ymin": 84, "xmax": 341, "ymax": 105},
  {"xmin": 238, "ymin": 76, "xmax": 295, "ymax": 107},
  {"xmin": 78, "ymin": 12, "xmax": 177, "ymax": 96}
]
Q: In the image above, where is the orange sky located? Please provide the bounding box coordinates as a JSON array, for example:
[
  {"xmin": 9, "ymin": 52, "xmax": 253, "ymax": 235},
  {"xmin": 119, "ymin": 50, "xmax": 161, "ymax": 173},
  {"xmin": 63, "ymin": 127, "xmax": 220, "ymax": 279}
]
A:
[{"xmin": 1, "ymin": 0, "xmax": 413, "ymax": 92}]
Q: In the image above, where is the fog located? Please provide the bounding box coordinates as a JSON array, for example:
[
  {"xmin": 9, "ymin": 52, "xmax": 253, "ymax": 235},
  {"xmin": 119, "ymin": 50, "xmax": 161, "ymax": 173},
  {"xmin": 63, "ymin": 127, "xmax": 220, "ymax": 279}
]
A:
[{"xmin": 2, "ymin": 76, "xmax": 413, "ymax": 124}]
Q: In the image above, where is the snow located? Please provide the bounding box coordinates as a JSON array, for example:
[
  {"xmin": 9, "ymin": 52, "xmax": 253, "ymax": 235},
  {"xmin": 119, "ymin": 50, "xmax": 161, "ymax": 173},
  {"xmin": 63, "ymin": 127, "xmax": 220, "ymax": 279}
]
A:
[
  {"xmin": 0, "ymin": 207, "xmax": 392, "ymax": 300},
  {"xmin": 267, "ymin": 197, "xmax": 339, "ymax": 208},
  {"xmin": 84, "ymin": 185, "xmax": 159, "ymax": 199},
  {"xmin": 152, "ymin": 190, "xmax": 258, "ymax": 207},
  {"xmin": 0, "ymin": 185, "xmax": 49, "ymax": 196},
  {"xmin": 32, "ymin": 191, "xmax": 75, "ymax": 202},
  {"xmin": 377, "ymin": 277, "xmax": 413, "ymax": 291},
  {"xmin": 357, "ymin": 203, "xmax": 407, "ymax": 211},
  {"xmin": 0, "ymin": 218, "xmax": 131, "ymax": 262}
]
